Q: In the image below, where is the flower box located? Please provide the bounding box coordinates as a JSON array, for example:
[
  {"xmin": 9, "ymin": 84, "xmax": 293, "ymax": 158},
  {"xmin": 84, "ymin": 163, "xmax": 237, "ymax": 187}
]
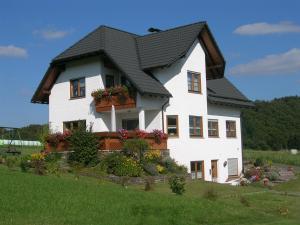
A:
[{"xmin": 94, "ymin": 94, "xmax": 136, "ymax": 112}]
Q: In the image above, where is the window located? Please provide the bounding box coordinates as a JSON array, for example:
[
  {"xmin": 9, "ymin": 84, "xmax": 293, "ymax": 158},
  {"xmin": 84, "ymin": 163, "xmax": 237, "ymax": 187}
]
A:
[
  {"xmin": 167, "ymin": 115, "xmax": 179, "ymax": 137},
  {"xmin": 105, "ymin": 75, "xmax": 115, "ymax": 88},
  {"xmin": 208, "ymin": 119, "xmax": 219, "ymax": 137},
  {"xmin": 189, "ymin": 116, "xmax": 203, "ymax": 137},
  {"xmin": 63, "ymin": 120, "xmax": 86, "ymax": 131},
  {"xmin": 187, "ymin": 71, "xmax": 201, "ymax": 93},
  {"xmin": 190, "ymin": 161, "xmax": 204, "ymax": 179},
  {"xmin": 122, "ymin": 119, "xmax": 139, "ymax": 130},
  {"xmin": 70, "ymin": 78, "xmax": 85, "ymax": 98},
  {"xmin": 226, "ymin": 120, "xmax": 237, "ymax": 138}
]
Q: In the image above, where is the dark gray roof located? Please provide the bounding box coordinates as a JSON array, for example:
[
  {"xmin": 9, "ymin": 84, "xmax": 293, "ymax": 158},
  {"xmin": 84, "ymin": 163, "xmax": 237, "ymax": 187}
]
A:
[
  {"xmin": 53, "ymin": 26, "xmax": 171, "ymax": 97},
  {"xmin": 136, "ymin": 22, "xmax": 206, "ymax": 69},
  {"xmin": 207, "ymin": 78, "xmax": 254, "ymax": 108}
]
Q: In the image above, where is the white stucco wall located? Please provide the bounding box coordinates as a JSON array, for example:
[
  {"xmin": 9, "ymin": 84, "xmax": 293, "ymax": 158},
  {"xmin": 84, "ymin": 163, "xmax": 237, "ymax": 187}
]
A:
[{"xmin": 152, "ymin": 40, "xmax": 243, "ymax": 183}]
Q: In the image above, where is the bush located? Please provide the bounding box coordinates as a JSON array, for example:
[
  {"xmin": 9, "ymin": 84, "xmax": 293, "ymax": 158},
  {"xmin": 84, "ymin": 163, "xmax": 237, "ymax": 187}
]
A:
[
  {"xmin": 5, "ymin": 156, "xmax": 18, "ymax": 170},
  {"xmin": 20, "ymin": 155, "xmax": 31, "ymax": 172},
  {"xmin": 203, "ymin": 187, "xmax": 218, "ymax": 201},
  {"xmin": 142, "ymin": 162, "xmax": 159, "ymax": 176},
  {"xmin": 103, "ymin": 152, "xmax": 143, "ymax": 177},
  {"xmin": 254, "ymin": 158, "xmax": 264, "ymax": 167},
  {"xmin": 163, "ymin": 157, "xmax": 187, "ymax": 174},
  {"xmin": 68, "ymin": 128, "xmax": 99, "ymax": 166},
  {"xmin": 144, "ymin": 150, "xmax": 161, "ymax": 163},
  {"xmin": 31, "ymin": 153, "xmax": 46, "ymax": 175},
  {"xmin": 46, "ymin": 161, "xmax": 61, "ymax": 176},
  {"xmin": 266, "ymin": 171, "xmax": 279, "ymax": 181},
  {"xmin": 123, "ymin": 139, "xmax": 149, "ymax": 161},
  {"xmin": 114, "ymin": 157, "xmax": 143, "ymax": 177},
  {"xmin": 45, "ymin": 152, "xmax": 62, "ymax": 162},
  {"xmin": 168, "ymin": 175, "xmax": 185, "ymax": 195}
]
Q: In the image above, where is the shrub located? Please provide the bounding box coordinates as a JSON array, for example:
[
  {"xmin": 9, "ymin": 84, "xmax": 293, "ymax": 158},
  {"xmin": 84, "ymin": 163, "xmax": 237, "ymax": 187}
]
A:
[
  {"xmin": 144, "ymin": 150, "xmax": 161, "ymax": 163},
  {"xmin": 45, "ymin": 152, "xmax": 62, "ymax": 163},
  {"xmin": 254, "ymin": 158, "xmax": 264, "ymax": 167},
  {"xmin": 123, "ymin": 139, "xmax": 149, "ymax": 161},
  {"xmin": 144, "ymin": 176, "xmax": 155, "ymax": 191},
  {"xmin": 114, "ymin": 157, "xmax": 143, "ymax": 177},
  {"xmin": 46, "ymin": 161, "xmax": 61, "ymax": 176},
  {"xmin": 31, "ymin": 153, "xmax": 46, "ymax": 175},
  {"xmin": 244, "ymin": 167, "xmax": 263, "ymax": 181},
  {"xmin": 68, "ymin": 128, "xmax": 99, "ymax": 166},
  {"xmin": 20, "ymin": 155, "xmax": 31, "ymax": 172},
  {"xmin": 5, "ymin": 156, "xmax": 18, "ymax": 170},
  {"xmin": 203, "ymin": 187, "xmax": 218, "ymax": 201},
  {"xmin": 103, "ymin": 152, "xmax": 124, "ymax": 174},
  {"xmin": 168, "ymin": 175, "xmax": 185, "ymax": 195},
  {"xmin": 162, "ymin": 157, "xmax": 187, "ymax": 174},
  {"xmin": 266, "ymin": 171, "xmax": 279, "ymax": 181},
  {"xmin": 91, "ymin": 161, "xmax": 108, "ymax": 177},
  {"xmin": 142, "ymin": 162, "xmax": 159, "ymax": 176},
  {"xmin": 45, "ymin": 131, "xmax": 70, "ymax": 148}
]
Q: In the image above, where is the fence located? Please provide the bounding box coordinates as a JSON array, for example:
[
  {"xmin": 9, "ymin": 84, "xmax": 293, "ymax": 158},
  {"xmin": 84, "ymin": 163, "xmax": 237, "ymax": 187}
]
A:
[{"xmin": 0, "ymin": 139, "xmax": 42, "ymax": 146}]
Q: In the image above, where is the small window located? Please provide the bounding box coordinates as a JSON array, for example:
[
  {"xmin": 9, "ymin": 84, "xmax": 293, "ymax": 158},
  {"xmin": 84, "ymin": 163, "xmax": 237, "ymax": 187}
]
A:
[
  {"xmin": 226, "ymin": 121, "xmax": 237, "ymax": 138},
  {"xmin": 189, "ymin": 116, "xmax": 203, "ymax": 137},
  {"xmin": 208, "ymin": 119, "xmax": 219, "ymax": 137},
  {"xmin": 63, "ymin": 120, "xmax": 86, "ymax": 131},
  {"xmin": 122, "ymin": 119, "xmax": 139, "ymax": 131},
  {"xmin": 167, "ymin": 115, "xmax": 179, "ymax": 137},
  {"xmin": 187, "ymin": 71, "xmax": 201, "ymax": 93},
  {"xmin": 105, "ymin": 75, "xmax": 115, "ymax": 88},
  {"xmin": 70, "ymin": 78, "xmax": 85, "ymax": 98}
]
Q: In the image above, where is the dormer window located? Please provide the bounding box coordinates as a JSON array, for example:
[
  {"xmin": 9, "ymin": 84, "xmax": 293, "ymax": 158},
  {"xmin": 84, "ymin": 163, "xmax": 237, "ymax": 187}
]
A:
[
  {"xmin": 70, "ymin": 78, "xmax": 85, "ymax": 98},
  {"xmin": 187, "ymin": 71, "xmax": 201, "ymax": 93}
]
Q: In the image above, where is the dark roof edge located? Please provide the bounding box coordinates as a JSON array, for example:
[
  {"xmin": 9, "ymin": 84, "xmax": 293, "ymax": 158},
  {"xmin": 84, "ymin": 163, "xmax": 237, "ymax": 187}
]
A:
[
  {"xmin": 31, "ymin": 65, "xmax": 52, "ymax": 103},
  {"xmin": 207, "ymin": 96, "xmax": 255, "ymax": 108},
  {"xmin": 139, "ymin": 21, "xmax": 206, "ymax": 38}
]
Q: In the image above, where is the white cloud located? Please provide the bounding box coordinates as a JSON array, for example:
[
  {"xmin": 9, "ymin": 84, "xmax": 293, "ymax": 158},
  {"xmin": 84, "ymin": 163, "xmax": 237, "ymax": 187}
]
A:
[
  {"xmin": 0, "ymin": 45, "xmax": 28, "ymax": 58},
  {"xmin": 33, "ymin": 28, "xmax": 71, "ymax": 40},
  {"xmin": 234, "ymin": 21, "xmax": 300, "ymax": 35},
  {"xmin": 229, "ymin": 49, "xmax": 300, "ymax": 76}
]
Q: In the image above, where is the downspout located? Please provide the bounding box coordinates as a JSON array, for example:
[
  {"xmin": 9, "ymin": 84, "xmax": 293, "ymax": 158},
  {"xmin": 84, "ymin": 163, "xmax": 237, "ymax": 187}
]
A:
[{"xmin": 161, "ymin": 98, "xmax": 170, "ymax": 132}]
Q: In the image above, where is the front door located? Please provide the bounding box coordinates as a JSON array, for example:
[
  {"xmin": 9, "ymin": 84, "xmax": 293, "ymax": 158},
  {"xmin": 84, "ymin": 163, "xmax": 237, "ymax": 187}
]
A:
[{"xmin": 211, "ymin": 160, "xmax": 218, "ymax": 178}]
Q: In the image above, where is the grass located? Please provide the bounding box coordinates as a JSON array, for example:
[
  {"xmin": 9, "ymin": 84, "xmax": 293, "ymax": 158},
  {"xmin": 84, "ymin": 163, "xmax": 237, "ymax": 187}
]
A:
[
  {"xmin": 243, "ymin": 150, "xmax": 300, "ymax": 166},
  {"xmin": 0, "ymin": 166, "xmax": 300, "ymax": 225}
]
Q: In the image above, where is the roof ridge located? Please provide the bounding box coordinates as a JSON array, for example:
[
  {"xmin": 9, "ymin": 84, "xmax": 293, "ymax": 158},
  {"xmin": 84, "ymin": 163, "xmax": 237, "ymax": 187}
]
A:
[
  {"xmin": 138, "ymin": 21, "xmax": 207, "ymax": 38},
  {"xmin": 101, "ymin": 25, "xmax": 140, "ymax": 37}
]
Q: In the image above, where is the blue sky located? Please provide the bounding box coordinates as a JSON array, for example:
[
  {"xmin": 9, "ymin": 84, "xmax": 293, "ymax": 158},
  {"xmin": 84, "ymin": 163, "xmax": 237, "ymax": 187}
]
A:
[{"xmin": 0, "ymin": 0, "xmax": 299, "ymax": 127}]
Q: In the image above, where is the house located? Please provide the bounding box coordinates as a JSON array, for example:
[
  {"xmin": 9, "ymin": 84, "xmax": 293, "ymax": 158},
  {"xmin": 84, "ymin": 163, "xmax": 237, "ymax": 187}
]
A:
[{"xmin": 32, "ymin": 21, "xmax": 253, "ymax": 183}]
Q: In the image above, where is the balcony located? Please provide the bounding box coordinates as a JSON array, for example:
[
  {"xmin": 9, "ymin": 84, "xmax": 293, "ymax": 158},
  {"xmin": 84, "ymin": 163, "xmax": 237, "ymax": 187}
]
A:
[
  {"xmin": 96, "ymin": 132, "xmax": 168, "ymax": 151},
  {"xmin": 92, "ymin": 86, "xmax": 136, "ymax": 112}
]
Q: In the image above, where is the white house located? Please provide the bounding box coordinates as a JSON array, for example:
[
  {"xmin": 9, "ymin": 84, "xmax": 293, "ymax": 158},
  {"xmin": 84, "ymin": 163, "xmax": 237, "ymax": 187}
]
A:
[{"xmin": 32, "ymin": 22, "xmax": 253, "ymax": 183}]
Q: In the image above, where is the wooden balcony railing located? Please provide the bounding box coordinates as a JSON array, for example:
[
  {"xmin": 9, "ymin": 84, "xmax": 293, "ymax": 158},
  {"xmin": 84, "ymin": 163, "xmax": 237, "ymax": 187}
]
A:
[
  {"xmin": 96, "ymin": 132, "xmax": 167, "ymax": 151},
  {"xmin": 94, "ymin": 93, "xmax": 136, "ymax": 112}
]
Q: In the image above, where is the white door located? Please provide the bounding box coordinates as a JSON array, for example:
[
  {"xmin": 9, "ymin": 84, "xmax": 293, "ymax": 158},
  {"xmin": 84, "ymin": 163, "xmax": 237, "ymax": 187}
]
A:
[{"xmin": 228, "ymin": 158, "xmax": 238, "ymax": 176}]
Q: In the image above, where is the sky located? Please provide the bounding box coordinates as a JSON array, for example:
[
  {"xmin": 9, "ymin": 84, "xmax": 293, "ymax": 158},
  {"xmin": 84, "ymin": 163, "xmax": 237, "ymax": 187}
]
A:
[{"xmin": 0, "ymin": 0, "xmax": 299, "ymax": 127}]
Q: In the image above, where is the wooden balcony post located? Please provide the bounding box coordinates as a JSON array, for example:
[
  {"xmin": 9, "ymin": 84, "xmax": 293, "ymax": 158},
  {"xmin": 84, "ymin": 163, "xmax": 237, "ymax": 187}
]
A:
[{"xmin": 138, "ymin": 108, "xmax": 145, "ymax": 130}]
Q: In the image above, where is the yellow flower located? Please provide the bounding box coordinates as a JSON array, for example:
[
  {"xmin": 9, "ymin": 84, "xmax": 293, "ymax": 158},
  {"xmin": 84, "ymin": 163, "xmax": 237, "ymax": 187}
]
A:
[
  {"xmin": 144, "ymin": 150, "xmax": 161, "ymax": 161},
  {"xmin": 156, "ymin": 165, "xmax": 165, "ymax": 173},
  {"xmin": 31, "ymin": 153, "xmax": 45, "ymax": 161}
]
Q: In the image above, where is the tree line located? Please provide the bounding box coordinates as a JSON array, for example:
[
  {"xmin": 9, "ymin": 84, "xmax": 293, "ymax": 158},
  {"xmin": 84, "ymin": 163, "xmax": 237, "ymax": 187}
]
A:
[{"xmin": 242, "ymin": 96, "xmax": 300, "ymax": 150}]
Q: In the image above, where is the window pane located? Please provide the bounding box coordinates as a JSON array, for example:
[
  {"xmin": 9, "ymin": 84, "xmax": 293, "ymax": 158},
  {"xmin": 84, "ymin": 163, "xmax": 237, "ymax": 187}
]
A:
[
  {"xmin": 167, "ymin": 116, "xmax": 178, "ymax": 136},
  {"xmin": 72, "ymin": 80, "xmax": 78, "ymax": 97},
  {"xmin": 79, "ymin": 78, "xmax": 85, "ymax": 87},
  {"xmin": 122, "ymin": 119, "xmax": 139, "ymax": 130},
  {"xmin": 106, "ymin": 75, "xmax": 115, "ymax": 88}
]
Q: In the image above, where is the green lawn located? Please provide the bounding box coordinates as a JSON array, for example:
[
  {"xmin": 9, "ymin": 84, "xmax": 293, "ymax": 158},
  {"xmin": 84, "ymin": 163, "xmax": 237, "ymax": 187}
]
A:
[
  {"xmin": 243, "ymin": 150, "xmax": 300, "ymax": 166},
  {"xmin": 0, "ymin": 166, "xmax": 299, "ymax": 225}
]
